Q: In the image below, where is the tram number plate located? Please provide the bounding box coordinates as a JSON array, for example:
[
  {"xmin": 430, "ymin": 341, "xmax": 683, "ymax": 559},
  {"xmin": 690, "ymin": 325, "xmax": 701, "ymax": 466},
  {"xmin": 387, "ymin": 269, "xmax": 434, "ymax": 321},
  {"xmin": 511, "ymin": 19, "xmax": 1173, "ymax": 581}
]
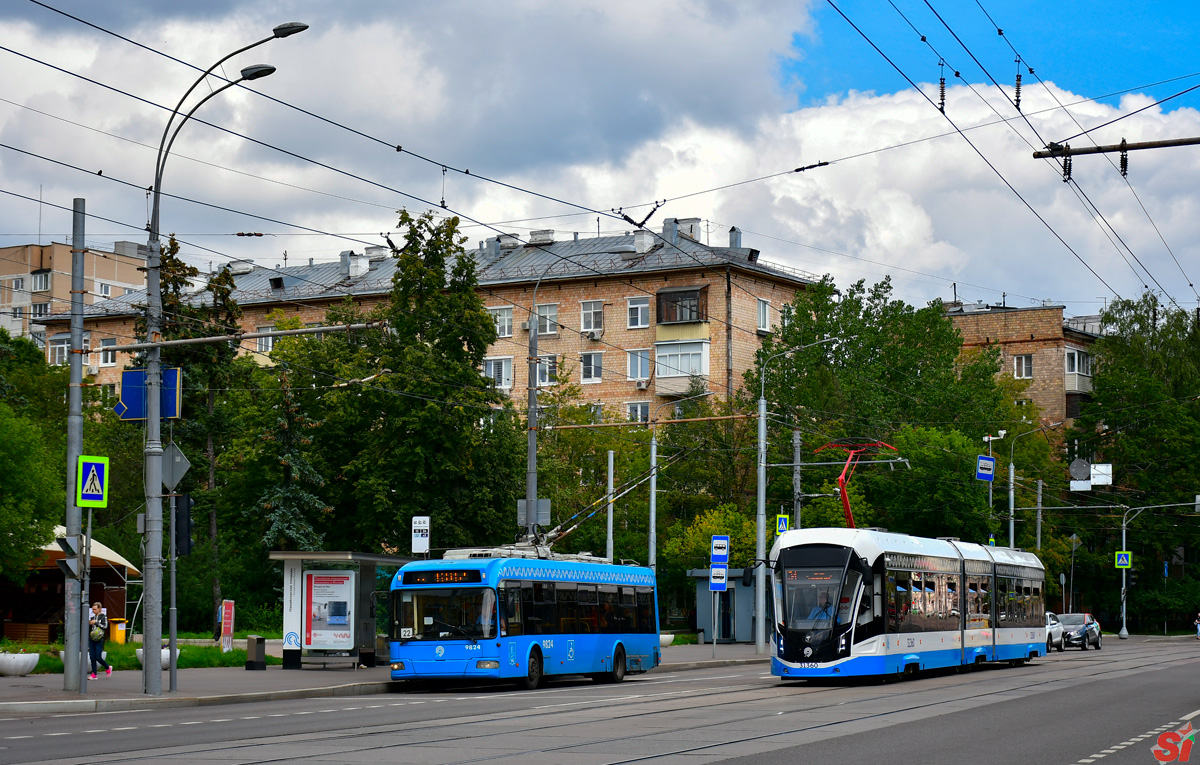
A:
[{"xmin": 797, "ymin": 662, "xmax": 820, "ymax": 669}]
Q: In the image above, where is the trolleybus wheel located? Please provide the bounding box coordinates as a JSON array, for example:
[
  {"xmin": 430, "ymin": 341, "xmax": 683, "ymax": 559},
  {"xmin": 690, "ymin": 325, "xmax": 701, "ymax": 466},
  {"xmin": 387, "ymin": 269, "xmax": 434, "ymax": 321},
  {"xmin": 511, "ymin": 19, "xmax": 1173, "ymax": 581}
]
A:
[
  {"xmin": 597, "ymin": 647, "xmax": 627, "ymax": 684},
  {"xmin": 521, "ymin": 649, "xmax": 543, "ymax": 690}
]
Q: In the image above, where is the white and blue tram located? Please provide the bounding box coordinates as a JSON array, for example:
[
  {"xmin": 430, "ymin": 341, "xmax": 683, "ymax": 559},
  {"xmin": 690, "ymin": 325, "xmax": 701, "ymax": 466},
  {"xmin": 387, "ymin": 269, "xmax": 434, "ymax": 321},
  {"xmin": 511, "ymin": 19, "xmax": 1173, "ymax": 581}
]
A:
[{"xmin": 770, "ymin": 528, "xmax": 1046, "ymax": 679}]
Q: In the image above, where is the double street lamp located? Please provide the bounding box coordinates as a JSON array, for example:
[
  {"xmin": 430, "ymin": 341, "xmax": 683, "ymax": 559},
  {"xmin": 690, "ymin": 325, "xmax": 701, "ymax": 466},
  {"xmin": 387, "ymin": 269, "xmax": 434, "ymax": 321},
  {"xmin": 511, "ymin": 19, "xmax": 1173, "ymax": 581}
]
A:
[
  {"xmin": 1006, "ymin": 422, "xmax": 1061, "ymax": 548},
  {"xmin": 142, "ymin": 22, "xmax": 306, "ymax": 696}
]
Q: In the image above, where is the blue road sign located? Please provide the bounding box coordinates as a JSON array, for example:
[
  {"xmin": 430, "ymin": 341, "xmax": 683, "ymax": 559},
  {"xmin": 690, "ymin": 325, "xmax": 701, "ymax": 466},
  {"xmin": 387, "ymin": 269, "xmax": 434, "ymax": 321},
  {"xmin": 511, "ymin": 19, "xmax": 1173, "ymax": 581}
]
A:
[
  {"xmin": 1165, "ymin": 560, "xmax": 1170, "ymax": 578},
  {"xmin": 76, "ymin": 455, "xmax": 109, "ymax": 508},
  {"xmin": 1115, "ymin": 551, "xmax": 1131, "ymax": 569},
  {"xmin": 976, "ymin": 455, "xmax": 996, "ymax": 482},
  {"xmin": 776, "ymin": 515, "xmax": 789, "ymax": 535},
  {"xmin": 988, "ymin": 533, "xmax": 995, "ymax": 547},
  {"xmin": 709, "ymin": 564, "xmax": 728, "ymax": 592},
  {"xmin": 113, "ymin": 368, "xmax": 182, "ymax": 421},
  {"xmin": 710, "ymin": 535, "xmax": 730, "ymax": 565}
]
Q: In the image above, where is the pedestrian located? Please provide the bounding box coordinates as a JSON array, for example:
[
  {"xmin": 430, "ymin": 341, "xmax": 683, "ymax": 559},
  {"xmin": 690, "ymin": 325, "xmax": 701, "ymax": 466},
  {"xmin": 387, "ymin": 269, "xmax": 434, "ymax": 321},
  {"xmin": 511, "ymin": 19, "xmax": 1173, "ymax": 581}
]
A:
[
  {"xmin": 1194, "ymin": 612, "xmax": 1200, "ymax": 640},
  {"xmin": 88, "ymin": 602, "xmax": 111, "ymax": 679}
]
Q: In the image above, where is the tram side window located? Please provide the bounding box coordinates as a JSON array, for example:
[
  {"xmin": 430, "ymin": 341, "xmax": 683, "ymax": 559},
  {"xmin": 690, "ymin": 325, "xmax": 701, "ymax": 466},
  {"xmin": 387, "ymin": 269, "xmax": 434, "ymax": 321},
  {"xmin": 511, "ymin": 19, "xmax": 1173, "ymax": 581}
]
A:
[
  {"xmin": 889, "ymin": 571, "xmax": 915, "ymax": 633},
  {"xmin": 577, "ymin": 585, "xmax": 599, "ymax": 632},
  {"xmin": 598, "ymin": 585, "xmax": 619, "ymax": 634},
  {"xmin": 997, "ymin": 579, "xmax": 1011, "ymax": 623},
  {"xmin": 946, "ymin": 578, "xmax": 961, "ymax": 628},
  {"xmin": 1030, "ymin": 582, "xmax": 1044, "ymax": 628},
  {"xmin": 500, "ymin": 582, "xmax": 524, "ymax": 637},
  {"xmin": 557, "ymin": 583, "xmax": 578, "ymax": 633},
  {"xmin": 967, "ymin": 578, "xmax": 990, "ymax": 628},
  {"xmin": 636, "ymin": 587, "xmax": 656, "ymax": 634}
]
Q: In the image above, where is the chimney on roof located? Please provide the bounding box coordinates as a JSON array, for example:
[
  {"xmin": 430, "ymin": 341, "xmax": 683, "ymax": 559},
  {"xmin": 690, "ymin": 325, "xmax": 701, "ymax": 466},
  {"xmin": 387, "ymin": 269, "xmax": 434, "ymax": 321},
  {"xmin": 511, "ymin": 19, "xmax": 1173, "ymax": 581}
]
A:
[
  {"xmin": 677, "ymin": 218, "xmax": 701, "ymax": 241},
  {"xmin": 339, "ymin": 250, "xmax": 369, "ymax": 278},
  {"xmin": 365, "ymin": 245, "xmax": 389, "ymax": 261},
  {"xmin": 498, "ymin": 234, "xmax": 521, "ymax": 249},
  {"xmin": 529, "ymin": 230, "xmax": 554, "ymax": 245},
  {"xmin": 112, "ymin": 241, "xmax": 146, "ymax": 259},
  {"xmin": 633, "ymin": 229, "xmax": 654, "ymax": 254},
  {"xmin": 662, "ymin": 218, "xmax": 678, "ymax": 244},
  {"xmin": 729, "ymin": 226, "xmax": 742, "ymax": 249},
  {"xmin": 309, "ymin": 258, "xmax": 314, "ymax": 267},
  {"xmin": 484, "ymin": 237, "xmax": 501, "ymax": 259}
]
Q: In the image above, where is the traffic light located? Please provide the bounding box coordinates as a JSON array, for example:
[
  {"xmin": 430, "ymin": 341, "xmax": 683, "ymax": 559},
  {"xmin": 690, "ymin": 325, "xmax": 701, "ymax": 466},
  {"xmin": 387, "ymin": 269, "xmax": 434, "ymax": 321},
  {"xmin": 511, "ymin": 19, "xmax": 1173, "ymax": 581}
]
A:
[
  {"xmin": 1129, "ymin": 568, "xmax": 1138, "ymax": 587},
  {"xmin": 56, "ymin": 535, "xmax": 81, "ymax": 579},
  {"xmin": 175, "ymin": 494, "xmax": 196, "ymax": 556}
]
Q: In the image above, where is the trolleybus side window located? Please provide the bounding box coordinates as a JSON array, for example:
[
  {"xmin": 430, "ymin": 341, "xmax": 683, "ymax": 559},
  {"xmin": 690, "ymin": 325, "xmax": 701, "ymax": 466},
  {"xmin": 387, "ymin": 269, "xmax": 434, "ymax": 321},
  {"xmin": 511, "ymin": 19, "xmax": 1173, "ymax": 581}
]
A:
[
  {"xmin": 598, "ymin": 585, "xmax": 619, "ymax": 633},
  {"xmin": 578, "ymin": 584, "xmax": 599, "ymax": 632},
  {"xmin": 524, "ymin": 582, "xmax": 556, "ymax": 635},
  {"xmin": 617, "ymin": 587, "xmax": 638, "ymax": 633},
  {"xmin": 556, "ymin": 583, "xmax": 578, "ymax": 633},
  {"xmin": 636, "ymin": 587, "xmax": 656, "ymax": 634}
]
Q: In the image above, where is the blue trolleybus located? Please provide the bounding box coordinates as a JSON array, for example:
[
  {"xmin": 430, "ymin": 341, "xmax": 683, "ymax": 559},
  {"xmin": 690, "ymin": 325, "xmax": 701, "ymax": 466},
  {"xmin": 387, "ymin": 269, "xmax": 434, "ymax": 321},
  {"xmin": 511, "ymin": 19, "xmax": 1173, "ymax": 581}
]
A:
[
  {"xmin": 770, "ymin": 528, "xmax": 1046, "ymax": 680},
  {"xmin": 388, "ymin": 547, "xmax": 661, "ymax": 689}
]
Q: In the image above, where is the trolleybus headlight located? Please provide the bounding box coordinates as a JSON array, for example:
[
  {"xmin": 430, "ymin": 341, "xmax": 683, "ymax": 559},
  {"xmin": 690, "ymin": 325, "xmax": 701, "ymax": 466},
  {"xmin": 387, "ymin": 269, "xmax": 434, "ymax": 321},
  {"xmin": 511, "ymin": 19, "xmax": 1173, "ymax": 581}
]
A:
[
  {"xmin": 476, "ymin": 660, "xmax": 500, "ymax": 669},
  {"xmin": 390, "ymin": 662, "xmax": 405, "ymax": 670}
]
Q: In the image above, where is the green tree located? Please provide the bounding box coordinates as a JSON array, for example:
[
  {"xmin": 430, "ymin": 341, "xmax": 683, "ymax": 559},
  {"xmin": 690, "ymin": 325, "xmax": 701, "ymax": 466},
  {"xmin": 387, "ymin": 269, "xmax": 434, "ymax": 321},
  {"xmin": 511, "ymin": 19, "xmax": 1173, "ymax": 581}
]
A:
[{"xmin": 0, "ymin": 401, "xmax": 60, "ymax": 582}]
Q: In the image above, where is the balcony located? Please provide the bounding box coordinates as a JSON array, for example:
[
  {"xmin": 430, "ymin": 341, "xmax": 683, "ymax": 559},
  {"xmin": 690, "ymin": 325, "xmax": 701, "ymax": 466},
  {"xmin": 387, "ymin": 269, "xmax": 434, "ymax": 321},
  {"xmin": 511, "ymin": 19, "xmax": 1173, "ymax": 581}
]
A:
[{"xmin": 1065, "ymin": 372, "xmax": 1093, "ymax": 393}]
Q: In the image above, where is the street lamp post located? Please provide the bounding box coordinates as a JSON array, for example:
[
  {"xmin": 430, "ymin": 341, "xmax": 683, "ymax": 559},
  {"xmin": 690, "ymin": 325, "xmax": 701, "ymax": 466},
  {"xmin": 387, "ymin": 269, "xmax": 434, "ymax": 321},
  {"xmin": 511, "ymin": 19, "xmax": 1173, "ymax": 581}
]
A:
[
  {"xmin": 142, "ymin": 22, "xmax": 305, "ymax": 696},
  {"xmin": 648, "ymin": 391, "xmax": 713, "ymax": 570},
  {"xmin": 755, "ymin": 337, "xmax": 839, "ymax": 655},
  {"xmin": 1007, "ymin": 422, "xmax": 1062, "ymax": 548},
  {"xmin": 982, "ymin": 431, "xmax": 1005, "ymax": 514},
  {"xmin": 1119, "ymin": 505, "xmax": 1143, "ymax": 640}
]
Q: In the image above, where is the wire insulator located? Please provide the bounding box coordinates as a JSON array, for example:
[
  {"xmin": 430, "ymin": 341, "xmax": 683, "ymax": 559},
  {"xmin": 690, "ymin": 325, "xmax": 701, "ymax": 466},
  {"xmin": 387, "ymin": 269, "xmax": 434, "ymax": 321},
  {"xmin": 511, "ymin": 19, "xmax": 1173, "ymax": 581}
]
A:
[
  {"xmin": 1014, "ymin": 73, "xmax": 1022, "ymax": 112},
  {"xmin": 1119, "ymin": 138, "xmax": 1129, "ymax": 177},
  {"xmin": 1062, "ymin": 155, "xmax": 1072, "ymax": 183},
  {"xmin": 939, "ymin": 77, "xmax": 946, "ymax": 113}
]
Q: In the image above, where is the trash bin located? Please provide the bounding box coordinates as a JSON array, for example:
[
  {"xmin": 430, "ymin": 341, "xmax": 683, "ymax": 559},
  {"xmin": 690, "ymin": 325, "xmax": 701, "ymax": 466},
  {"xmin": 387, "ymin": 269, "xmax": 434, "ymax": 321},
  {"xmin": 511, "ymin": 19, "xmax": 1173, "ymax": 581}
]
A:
[
  {"xmin": 109, "ymin": 618, "xmax": 127, "ymax": 644},
  {"xmin": 245, "ymin": 634, "xmax": 266, "ymax": 671}
]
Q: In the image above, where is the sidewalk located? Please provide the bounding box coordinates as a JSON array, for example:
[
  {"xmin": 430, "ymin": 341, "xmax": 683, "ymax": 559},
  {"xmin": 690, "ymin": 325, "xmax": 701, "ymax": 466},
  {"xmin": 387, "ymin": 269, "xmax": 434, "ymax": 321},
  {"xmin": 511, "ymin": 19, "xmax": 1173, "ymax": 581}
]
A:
[{"xmin": 0, "ymin": 642, "xmax": 767, "ymax": 714}]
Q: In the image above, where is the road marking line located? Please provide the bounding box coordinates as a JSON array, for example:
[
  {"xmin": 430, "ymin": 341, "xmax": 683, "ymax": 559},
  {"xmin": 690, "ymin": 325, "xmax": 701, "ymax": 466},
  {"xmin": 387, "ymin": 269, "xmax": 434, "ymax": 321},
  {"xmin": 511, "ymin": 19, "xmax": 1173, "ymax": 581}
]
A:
[
  {"xmin": 180, "ymin": 721, "xmax": 202, "ymax": 725},
  {"xmin": 294, "ymin": 711, "xmax": 313, "ymax": 715},
  {"xmin": 45, "ymin": 733, "xmax": 71, "ymax": 737},
  {"xmin": 1185, "ymin": 709, "xmax": 1200, "ymax": 721},
  {"xmin": 148, "ymin": 724, "xmax": 171, "ymax": 728},
  {"xmin": 343, "ymin": 707, "xmax": 360, "ymax": 711},
  {"xmin": 268, "ymin": 714, "xmax": 288, "ymax": 717},
  {"xmin": 241, "ymin": 716, "xmax": 260, "ymax": 720},
  {"xmin": 5, "ymin": 736, "xmax": 32, "ymax": 740},
  {"xmin": 210, "ymin": 719, "xmax": 231, "ymax": 722},
  {"xmin": 111, "ymin": 727, "xmax": 137, "ymax": 731}
]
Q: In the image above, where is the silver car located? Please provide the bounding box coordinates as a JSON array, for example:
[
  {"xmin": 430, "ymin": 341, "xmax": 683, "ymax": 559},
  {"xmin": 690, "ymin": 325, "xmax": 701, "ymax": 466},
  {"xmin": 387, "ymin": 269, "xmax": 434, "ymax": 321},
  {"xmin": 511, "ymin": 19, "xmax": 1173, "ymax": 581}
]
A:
[{"xmin": 1045, "ymin": 612, "xmax": 1065, "ymax": 653}]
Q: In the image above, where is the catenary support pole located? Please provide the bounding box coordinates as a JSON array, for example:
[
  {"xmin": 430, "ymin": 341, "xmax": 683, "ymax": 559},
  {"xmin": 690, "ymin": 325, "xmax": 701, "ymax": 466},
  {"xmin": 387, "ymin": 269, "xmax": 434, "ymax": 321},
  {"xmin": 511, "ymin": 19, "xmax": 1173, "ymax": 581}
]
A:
[
  {"xmin": 793, "ymin": 431, "xmax": 801, "ymax": 530},
  {"xmin": 1036, "ymin": 479, "xmax": 1043, "ymax": 550},
  {"xmin": 64, "ymin": 198, "xmax": 84, "ymax": 692},
  {"xmin": 606, "ymin": 451, "xmax": 614, "ymax": 561},
  {"xmin": 755, "ymin": 394, "xmax": 766, "ymax": 654}
]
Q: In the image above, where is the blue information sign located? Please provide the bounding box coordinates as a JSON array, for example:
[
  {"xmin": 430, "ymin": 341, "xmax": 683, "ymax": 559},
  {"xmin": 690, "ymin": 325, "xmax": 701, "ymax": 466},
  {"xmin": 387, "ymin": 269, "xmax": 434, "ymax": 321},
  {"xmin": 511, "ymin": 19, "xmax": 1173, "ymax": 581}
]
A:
[
  {"xmin": 976, "ymin": 455, "xmax": 996, "ymax": 482},
  {"xmin": 113, "ymin": 368, "xmax": 182, "ymax": 421},
  {"xmin": 709, "ymin": 564, "xmax": 728, "ymax": 592},
  {"xmin": 710, "ymin": 535, "xmax": 729, "ymax": 565}
]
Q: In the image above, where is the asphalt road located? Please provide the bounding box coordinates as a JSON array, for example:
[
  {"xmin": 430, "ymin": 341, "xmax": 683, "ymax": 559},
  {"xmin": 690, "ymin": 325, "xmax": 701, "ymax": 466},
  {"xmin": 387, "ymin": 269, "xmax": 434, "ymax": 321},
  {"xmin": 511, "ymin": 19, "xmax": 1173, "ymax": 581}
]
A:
[{"xmin": 2, "ymin": 636, "xmax": 1197, "ymax": 764}]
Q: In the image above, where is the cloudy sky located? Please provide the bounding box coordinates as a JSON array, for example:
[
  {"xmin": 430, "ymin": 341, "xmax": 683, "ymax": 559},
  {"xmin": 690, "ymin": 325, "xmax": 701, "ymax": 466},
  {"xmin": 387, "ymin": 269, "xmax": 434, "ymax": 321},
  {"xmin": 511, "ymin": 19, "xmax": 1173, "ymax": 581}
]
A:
[{"xmin": 3, "ymin": 0, "xmax": 1200, "ymax": 318}]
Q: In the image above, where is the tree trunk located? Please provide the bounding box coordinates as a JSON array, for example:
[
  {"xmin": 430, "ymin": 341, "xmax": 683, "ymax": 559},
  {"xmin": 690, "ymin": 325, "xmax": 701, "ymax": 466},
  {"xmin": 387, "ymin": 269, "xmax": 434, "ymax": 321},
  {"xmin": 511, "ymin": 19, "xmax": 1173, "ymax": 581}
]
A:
[{"xmin": 208, "ymin": 388, "xmax": 222, "ymax": 639}]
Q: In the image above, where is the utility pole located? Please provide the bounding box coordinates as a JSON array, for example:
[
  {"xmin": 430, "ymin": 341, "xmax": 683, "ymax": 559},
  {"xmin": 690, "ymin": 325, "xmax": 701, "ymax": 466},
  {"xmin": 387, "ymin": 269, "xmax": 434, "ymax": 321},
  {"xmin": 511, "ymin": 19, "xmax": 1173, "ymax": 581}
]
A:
[
  {"xmin": 1036, "ymin": 479, "xmax": 1043, "ymax": 550},
  {"xmin": 792, "ymin": 432, "xmax": 802, "ymax": 530},
  {"xmin": 606, "ymin": 451, "xmax": 614, "ymax": 561},
  {"xmin": 63, "ymin": 198, "xmax": 85, "ymax": 692}
]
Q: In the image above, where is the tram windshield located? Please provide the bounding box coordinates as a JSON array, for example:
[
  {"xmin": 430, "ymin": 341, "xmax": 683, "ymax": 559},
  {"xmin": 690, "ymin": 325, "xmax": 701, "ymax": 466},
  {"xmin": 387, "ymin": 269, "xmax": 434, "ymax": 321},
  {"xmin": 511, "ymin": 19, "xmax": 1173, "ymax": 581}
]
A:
[
  {"xmin": 391, "ymin": 587, "xmax": 497, "ymax": 641},
  {"xmin": 784, "ymin": 568, "xmax": 848, "ymax": 629}
]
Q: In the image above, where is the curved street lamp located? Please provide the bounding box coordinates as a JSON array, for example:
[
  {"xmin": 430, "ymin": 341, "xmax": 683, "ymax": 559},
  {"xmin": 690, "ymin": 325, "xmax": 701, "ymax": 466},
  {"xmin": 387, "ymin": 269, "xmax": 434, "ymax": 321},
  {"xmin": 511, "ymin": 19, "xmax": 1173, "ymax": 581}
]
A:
[
  {"xmin": 142, "ymin": 24, "xmax": 306, "ymax": 697},
  {"xmin": 754, "ymin": 337, "xmax": 840, "ymax": 654}
]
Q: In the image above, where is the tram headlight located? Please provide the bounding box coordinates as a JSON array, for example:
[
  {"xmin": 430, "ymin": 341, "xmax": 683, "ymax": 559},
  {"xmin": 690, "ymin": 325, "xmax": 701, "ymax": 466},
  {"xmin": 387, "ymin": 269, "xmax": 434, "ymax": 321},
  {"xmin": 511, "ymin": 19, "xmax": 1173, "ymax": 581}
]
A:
[
  {"xmin": 476, "ymin": 660, "xmax": 500, "ymax": 669},
  {"xmin": 838, "ymin": 633, "xmax": 848, "ymax": 653}
]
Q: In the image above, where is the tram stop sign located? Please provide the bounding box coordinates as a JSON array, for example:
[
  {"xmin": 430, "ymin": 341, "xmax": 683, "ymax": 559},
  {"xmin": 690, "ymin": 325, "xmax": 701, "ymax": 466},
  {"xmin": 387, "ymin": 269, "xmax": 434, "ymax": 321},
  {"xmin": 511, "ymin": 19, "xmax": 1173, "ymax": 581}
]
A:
[
  {"xmin": 709, "ymin": 564, "xmax": 728, "ymax": 592},
  {"xmin": 976, "ymin": 455, "xmax": 996, "ymax": 482}
]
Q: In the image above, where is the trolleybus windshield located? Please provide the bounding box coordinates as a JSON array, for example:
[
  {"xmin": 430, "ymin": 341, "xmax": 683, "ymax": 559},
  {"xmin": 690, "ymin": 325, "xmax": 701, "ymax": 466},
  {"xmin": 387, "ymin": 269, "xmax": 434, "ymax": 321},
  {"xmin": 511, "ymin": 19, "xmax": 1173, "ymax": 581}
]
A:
[
  {"xmin": 391, "ymin": 587, "xmax": 497, "ymax": 641},
  {"xmin": 784, "ymin": 568, "xmax": 844, "ymax": 629}
]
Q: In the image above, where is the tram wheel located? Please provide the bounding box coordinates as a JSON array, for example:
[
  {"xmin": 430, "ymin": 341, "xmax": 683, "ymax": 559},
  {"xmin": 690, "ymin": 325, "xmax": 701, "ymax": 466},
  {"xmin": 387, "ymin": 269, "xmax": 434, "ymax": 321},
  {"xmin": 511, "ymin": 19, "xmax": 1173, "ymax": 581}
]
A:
[{"xmin": 521, "ymin": 649, "xmax": 543, "ymax": 690}]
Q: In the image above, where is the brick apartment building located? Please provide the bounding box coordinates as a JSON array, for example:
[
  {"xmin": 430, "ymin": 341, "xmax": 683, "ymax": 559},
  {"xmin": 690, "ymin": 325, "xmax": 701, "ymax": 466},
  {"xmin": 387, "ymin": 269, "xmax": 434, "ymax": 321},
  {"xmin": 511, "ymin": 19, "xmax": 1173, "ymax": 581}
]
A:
[
  {"xmin": 947, "ymin": 302, "xmax": 1101, "ymax": 423},
  {"xmin": 39, "ymin": 218, "xmax": 816, "ymax": 418},
  {"xmin": 0, "ymin": 241, "xmax": 146, "ymax": 355}
]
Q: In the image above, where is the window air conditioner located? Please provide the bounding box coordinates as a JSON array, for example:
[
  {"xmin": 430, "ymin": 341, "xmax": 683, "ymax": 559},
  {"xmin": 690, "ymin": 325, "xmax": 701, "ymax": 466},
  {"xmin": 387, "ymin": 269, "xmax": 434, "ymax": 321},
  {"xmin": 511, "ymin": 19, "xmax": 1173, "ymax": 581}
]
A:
[
  {"xmin": 586, "ymin": 329, "xmax": 604, "ymax": 341},
  {"xmin": 520, "ymin": 321, "xmax": 531, "ymax": 331},
  {"xmin": 634, "ymin": 379, "xmax": 649, "ymax": 391},
  {"xmin": 87, "ymin": 365, "xmax": 99, "ymax": 376}
]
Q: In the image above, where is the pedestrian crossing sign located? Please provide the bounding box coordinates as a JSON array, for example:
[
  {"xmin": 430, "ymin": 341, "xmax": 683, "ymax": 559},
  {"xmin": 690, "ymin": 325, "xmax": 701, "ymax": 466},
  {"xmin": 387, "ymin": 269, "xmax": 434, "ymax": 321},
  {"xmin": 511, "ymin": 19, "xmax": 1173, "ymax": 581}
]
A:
[
  {"xmin": 76, "ymin": 455, "xmax": 109, "ymax": 508},
  {"xmin": 1115, "ymin": 551, "xmax": 1132, "ymax": 569},
  {"xmin": 776, "ymin": 515, "xmax": 789, "ymax": 535}
]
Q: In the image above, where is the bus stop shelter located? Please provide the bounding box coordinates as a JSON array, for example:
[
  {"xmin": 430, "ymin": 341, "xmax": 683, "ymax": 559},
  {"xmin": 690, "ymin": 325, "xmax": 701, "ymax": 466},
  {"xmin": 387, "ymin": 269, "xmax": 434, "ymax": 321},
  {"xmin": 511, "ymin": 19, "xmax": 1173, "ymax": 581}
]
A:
[{"xmin": 269, "ymin": 551, "xmax": 412, "ymax": 669}]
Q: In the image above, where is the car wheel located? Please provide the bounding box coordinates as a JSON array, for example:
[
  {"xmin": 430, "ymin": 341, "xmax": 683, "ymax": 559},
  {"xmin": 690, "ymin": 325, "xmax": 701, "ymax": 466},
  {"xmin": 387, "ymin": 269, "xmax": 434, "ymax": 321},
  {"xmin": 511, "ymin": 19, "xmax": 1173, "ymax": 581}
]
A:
[
  {"xmin": 521, "ymin": 648, "xmax": 543, "ymax": 690},
  {"xmin": 1095, "ymin": 634, "xmax": 1102, "ymax": 650},
  {"xmin": 1046, "ymin": 637, "xmax": 1052, "ymax": 655},
  {"xmin": 1056, "ymin": 638, "xmax": 1064, "ymax": 652},
  {"xmin": 1080, "ymin": 639, "xmax": 1087, "ymax": 650}
]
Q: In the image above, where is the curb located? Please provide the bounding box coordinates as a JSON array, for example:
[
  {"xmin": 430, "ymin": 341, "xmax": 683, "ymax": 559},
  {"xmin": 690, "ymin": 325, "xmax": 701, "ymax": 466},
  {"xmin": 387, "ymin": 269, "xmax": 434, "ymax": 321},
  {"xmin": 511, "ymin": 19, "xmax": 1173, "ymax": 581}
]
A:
[{"xmin": 0, "ymin": 657, "xmax": 769, "ymax": 714}]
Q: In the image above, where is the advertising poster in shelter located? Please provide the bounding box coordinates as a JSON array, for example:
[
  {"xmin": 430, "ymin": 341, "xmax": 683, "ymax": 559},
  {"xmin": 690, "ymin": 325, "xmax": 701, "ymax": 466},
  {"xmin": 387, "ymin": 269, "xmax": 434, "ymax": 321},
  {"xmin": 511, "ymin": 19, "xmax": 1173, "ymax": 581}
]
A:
[{"xmin": 303, "ymin": 571, "xmax": 355, "ymax": 650}]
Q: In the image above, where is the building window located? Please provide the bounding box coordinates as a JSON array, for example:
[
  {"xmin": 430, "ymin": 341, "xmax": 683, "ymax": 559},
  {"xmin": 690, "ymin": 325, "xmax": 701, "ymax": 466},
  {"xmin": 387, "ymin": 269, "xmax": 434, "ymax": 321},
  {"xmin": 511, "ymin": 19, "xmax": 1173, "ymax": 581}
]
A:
[
  {"xmin": 581, "ymin": 352, "xmax": 603, "ymax": 383},
  {"xmin": 489, "ymin": 307, "xmax": 512, "ymax": 338},
  {"xmin": 98, "ymin": 283, "xmax": 111, "ymax": 298},
  {"xmin": 627, "ymin": 402, "xmax": 649, "ymax": 423},
  {"xmin": 11, "ymin": 277, "xmax": 24, "ymax": 292},
  {"xmin": 101, "ymin": 383, "xmax": 117, "ymax": 401},
  {"xmin": 757, "ymin": 299, "xmax": 770, "ymax": 332},
  {"xmin": 99, "ymin": 338, "xmax": 117, "ymax": 366},
  {"xmin": 1065, "ymin": 349, "xmax": 1091, "ymax": 376},
  {"xmin": 256, "ymin": 326, "xmax": 274, "ymax": 354},
  {"xmin": 536, "ymin": 304, "xmax": 558, "ymax": 335},
  {"xmin": 655, "ymin": 341, "xmax": 707, "ymax": 378},
  {"xmin": 30, "ymin": 332, "xmax": 45, "ymax": 349},
  {"xmin": 32, "ymin": 302, "xmax": 50, "ymax": 318},
  {"xmin": 484, "ymin": 357, "xmax": 513, "ymax": 388},
  {"xmin": 590, "ymin": 403, "xmax": 604, "ymax": 423},
  {"xmin": 628, "ymin": 349, "xmax": 650, "ymax": 380},
  {"xmin": 11, "ymin": 307, "xmax": 22, "ymax": 320},
  {"xmin": 656, "ymin": 287, "xmax": 706, "ymax": 324},
  {"xmin": 49, "ymin": 340, "xmax": 68, "ymax": 366},
  {"xmin": 537, "ymin": 354, "xmax": 558, "ymax": 386},
  {"xmin": 1013, "ymin": 354, "xmax": 1033, "ymax": 379},
  {"xmin": 581, "ymin": 300, "xmax": 604, "ymax": 332},
  {"xmin": 627, "ymin": 297, "xmax": 650, "ymax": 329},
  {"xmin": 31, "ymin": 272, "xmax": 50, "ymax": 292}
]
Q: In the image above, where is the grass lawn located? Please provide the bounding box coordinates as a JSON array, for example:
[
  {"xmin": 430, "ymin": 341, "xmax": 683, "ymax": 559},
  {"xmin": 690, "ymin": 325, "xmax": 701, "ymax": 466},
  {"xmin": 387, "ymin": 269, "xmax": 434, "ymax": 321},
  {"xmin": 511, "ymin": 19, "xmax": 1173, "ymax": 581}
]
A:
[{"xmin": 1, "ymin": 639, "xmax": 282, "ymax": 674}]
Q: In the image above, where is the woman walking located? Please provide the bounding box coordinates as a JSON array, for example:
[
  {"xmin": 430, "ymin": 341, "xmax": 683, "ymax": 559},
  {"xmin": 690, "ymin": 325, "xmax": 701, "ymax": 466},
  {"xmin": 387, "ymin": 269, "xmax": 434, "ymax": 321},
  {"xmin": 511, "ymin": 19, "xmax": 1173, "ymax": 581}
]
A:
[{"xmin": 88, "ymin": 602, "xmax": 111, "ymax": 679}]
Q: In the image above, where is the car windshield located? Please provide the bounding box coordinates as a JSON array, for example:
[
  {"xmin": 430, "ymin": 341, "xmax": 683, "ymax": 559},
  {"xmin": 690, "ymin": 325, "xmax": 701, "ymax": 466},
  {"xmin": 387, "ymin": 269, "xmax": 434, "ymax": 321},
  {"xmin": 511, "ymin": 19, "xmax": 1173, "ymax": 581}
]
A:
[
  {"xmin": 783, "ymin": 567, "xmax": 844, "ymax": 629},
  {"xmin": 390, "ymin": 587, "xmax": 497, "ymax": 641},
  {"xmin": 1059, "ymin": 614, "xmax": 1086, "ymax": 626}
]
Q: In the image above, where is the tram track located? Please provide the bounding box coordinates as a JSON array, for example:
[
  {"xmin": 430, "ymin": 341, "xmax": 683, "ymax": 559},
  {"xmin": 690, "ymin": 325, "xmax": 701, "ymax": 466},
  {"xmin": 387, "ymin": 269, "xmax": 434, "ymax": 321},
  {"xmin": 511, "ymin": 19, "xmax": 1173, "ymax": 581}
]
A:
[{"xmin": 43, "ymin": 640, "xmax": 1200, "ymax": 765}]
